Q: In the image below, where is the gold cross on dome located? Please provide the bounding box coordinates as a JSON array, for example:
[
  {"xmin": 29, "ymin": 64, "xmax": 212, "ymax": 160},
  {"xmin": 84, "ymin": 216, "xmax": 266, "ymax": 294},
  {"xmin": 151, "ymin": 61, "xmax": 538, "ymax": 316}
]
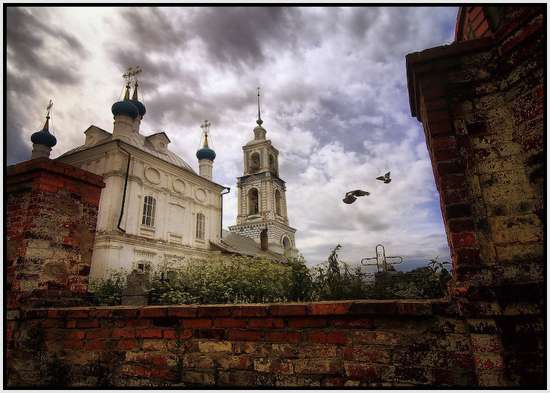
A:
[
  {"xmin": 200, "ymin": 120, "xmax": 211, "ymax": 134},
  {"xmin": 123, "ymin": 66, "xmax": 142, "ymax": 83},
  {"xmin": 45, "ymin": 99, "xmax": 53, "ymax": 117}
]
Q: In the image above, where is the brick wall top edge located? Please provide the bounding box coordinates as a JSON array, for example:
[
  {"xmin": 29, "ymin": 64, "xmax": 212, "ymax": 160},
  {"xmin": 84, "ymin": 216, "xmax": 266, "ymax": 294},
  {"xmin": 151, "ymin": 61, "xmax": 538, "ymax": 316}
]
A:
[
  {"xmin": 406, "ymin": 37, "xmax": 494, "ymax": 68},
  {"xmin": 22, "ymin": 299, "xmax": 450, "ymax": 319},
  {"xmin": 6, "ymin": 158, "xmax": 105, "ymax": 188}
]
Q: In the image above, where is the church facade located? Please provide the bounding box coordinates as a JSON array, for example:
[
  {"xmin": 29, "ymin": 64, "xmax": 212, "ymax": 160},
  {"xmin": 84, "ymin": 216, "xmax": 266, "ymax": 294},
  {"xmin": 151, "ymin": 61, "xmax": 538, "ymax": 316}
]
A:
[{"xmin": 29, "ymin": 74, "xmax": 298, "ymax": 280}]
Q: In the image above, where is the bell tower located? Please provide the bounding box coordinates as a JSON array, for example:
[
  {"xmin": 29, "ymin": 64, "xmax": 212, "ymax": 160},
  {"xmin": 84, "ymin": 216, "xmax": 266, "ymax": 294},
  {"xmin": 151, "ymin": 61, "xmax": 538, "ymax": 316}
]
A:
[{"xmin": 229, "ymin": 88, "xmax": 297, "ymax": 257}]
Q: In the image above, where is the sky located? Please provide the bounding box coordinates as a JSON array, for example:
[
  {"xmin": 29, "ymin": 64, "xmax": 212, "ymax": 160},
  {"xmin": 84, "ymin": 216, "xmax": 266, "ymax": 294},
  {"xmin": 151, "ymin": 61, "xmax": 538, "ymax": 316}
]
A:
[{"xmin": 6, "ymin": 6, "xmax": 457, "ymax": 268}]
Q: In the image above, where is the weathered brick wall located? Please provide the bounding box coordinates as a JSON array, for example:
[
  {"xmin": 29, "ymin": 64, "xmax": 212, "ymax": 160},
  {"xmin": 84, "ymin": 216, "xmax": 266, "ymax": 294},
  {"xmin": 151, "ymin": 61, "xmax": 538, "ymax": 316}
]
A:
[
  {"xmin": 6, "ymin": 158, "xmax": 105, "ymax": 309},
  {"xmin": 7, "ymin": 300, "xmax": 482, "ymax": 388},
  {"xmin": 406, "ymin": 6, "xmax": 544, "ymax": 386}
]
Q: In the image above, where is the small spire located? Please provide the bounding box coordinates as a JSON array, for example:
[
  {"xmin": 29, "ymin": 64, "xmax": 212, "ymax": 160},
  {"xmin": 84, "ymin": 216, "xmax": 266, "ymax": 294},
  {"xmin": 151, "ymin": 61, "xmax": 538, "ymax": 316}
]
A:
[
  {"xmin": 256, "ymin": 86, "xmax": 263, "ymax": 126},
  {"xmin": 123, "ymin": 82, "xmax": 131, "ymax": 100},
  {"xmin": 200, "ymin": 120, "xmax": 211, "ymax": 148},
  {"xmin": 43, "ymin": 99, "xmax": 53, "ymax": 131},
  {"xmin": 132, "ymin": 80, "xmax": 139, "ymax": 101}
]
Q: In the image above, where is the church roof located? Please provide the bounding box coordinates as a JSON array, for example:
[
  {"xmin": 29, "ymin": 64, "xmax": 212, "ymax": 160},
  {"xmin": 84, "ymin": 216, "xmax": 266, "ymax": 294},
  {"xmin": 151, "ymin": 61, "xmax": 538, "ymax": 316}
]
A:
[
  {"xmin": 58, "ymin": 126, "xmax": 196, "ymax": 173},
  {"xmin": 212, "ymin": 230, "xmax": 288, "ymax": 263}
]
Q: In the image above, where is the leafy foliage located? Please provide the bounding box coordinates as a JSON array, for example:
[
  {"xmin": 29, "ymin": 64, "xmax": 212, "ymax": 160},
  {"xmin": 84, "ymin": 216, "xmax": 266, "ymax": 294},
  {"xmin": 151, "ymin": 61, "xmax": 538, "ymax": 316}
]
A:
[
  {"xmin": 90, "ymin": 248, "xmax": 452, "ymax": 305},
  {"xmin": 89, "ymin": 271, "xmax": 125, "ymax": 306}
]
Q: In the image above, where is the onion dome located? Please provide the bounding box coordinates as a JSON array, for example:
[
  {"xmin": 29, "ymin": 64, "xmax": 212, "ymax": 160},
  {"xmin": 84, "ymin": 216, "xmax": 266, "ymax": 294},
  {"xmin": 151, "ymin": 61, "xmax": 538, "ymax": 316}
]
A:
[
  {"xmin": 111, "ymin": 83, "xmax": 139, "ymax": 119},
  {"xmin": 131, "ymin": 81, "xmax": 146, "ymax": 117},
  {"xmin": 196, "ymin": 146, "xmax": 216, "ymax": 161},
  {"xmin": 31, "ymin": 115, "xmax": 57, "ymax": 148},
  {"xmin": 196, "ymin": 120, "xmax": 216, "ymax": 161}
]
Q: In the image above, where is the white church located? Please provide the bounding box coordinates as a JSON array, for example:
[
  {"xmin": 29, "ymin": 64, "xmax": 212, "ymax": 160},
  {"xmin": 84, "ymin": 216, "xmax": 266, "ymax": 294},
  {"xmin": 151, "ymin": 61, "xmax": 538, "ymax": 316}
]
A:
[{"xmin": 29, "ymin": 72, "xmax": 298, "ymax": 279}]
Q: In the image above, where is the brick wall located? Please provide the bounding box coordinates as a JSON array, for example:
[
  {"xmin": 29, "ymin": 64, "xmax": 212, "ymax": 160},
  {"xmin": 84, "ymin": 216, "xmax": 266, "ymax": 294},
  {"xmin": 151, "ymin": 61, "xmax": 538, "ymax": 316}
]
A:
[
  {"xmin": 406, "ymin": 6, "xmax": 544, "ymax": 387},
  {"xmin": 7, "ymin": 300, "xmax": 482, "ymax": 388},
  {"xmin": 6, "ymin": 158, "xmax": 105, "ymax": 309}
]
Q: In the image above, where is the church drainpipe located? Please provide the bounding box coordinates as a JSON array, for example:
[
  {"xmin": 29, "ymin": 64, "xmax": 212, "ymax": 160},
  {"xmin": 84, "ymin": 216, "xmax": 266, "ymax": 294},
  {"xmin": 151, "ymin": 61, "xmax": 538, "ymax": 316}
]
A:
[
  {"xmin": 117, "ymin": 143, "xmax": 132, "ymax": 233},
  {"xmin": 220, "ymin": 187, "xmax": 231, "ymax": 239}
]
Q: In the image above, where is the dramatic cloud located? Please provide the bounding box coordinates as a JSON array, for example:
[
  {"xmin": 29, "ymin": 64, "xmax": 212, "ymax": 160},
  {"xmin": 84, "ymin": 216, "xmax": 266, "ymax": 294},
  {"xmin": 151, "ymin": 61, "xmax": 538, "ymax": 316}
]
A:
[{"xmin": 6, "ymin": 6, "xmax": 457, "ymax": 267}]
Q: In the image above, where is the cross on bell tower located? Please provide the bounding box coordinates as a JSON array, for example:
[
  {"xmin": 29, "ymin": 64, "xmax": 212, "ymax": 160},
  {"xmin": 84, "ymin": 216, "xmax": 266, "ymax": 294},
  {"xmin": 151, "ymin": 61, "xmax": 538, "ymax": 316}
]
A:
[{"xmin": 229, "ymin": 87, "xmax": 297, "ymax": 257}]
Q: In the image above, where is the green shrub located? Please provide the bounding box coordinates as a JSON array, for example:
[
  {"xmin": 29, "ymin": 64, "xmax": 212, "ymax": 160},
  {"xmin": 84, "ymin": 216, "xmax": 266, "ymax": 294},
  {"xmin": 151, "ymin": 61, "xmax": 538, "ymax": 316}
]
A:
[
  {"xmin": 149, "ymin": 256, "xmax": 293, "ymax": 305},
  {"xmin": 89, "ymin": 271, "xmax": 125, "ymax": 306},
  {"xmin": 90, "ymin": 249, "xmax": 451, "ymax": 306}
]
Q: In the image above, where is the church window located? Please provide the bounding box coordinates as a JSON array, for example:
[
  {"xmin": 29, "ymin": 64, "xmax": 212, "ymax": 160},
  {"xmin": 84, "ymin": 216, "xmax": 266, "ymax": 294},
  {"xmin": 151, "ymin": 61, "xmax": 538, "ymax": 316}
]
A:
[
  {"xmin": 196, "ymin": 213, "xmax": 205, "ymax": 240},
  {"xmin": 250, "ymin": 152, "xmax": 261, "ymax": 172},
  {"xmin": 142, "ymin": 196, "xmax": 156, "ymax": 227},
  {"xmin": 269, "ymin": 154, "xmax": 277, "ymax": 175},
  {"xmin": 282, "ymin": 236, "xmax": 291, "ymax": 250},
  {"xmin": 275, "ymin": 189, "xmax": 282, "ymax": 216},
  {"xmin": 248, "ymin": 188, "xmax": 259, "ymax": 215}
]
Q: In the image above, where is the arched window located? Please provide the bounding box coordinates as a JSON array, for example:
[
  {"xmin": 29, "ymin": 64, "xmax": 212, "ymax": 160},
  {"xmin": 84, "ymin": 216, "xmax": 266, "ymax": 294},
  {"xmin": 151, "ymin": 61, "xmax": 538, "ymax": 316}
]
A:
[
  {"xmin": 248, "ymin": 188, "xmax": 259, "ymax": 215},
  {"xmin": 196, "ymin": 213, "xmax": 205, "ymax": 240},
  {"xmin": 269, "ymin": 154, "xmax": 277, "ymax": 175},
  {"xmin": 282, "ymin": 236, "xmax": 291, "ymax": 251},
  {"xmin": 275, "ymin": 189, "xmax": 282, "ymax": 216},
  {"xmin": 249, "ymin": 152, "xmax": 261, "ymax": 172},
  {"xmin": 142, "ymin": 196, "xmax": 156, "ymax": 227}
]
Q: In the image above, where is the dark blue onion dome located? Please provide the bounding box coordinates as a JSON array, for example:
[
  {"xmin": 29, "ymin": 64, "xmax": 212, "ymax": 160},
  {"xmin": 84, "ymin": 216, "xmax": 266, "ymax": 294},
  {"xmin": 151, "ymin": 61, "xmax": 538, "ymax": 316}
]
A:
[
  {"xmin": 31, "ymin": 116, "xmax": 57, "ymax": 147},
  {"xmin": 196, "ymin": 146, "xmax": 216, "ymax": 161},
  {"xmin": 111, "ymin": 84, "xmax": 139, "ymax": 119},
  {"xmin": 196, "ymin": 132, "xmax": 216, "ymax": 161},
  {"xmin": 131, "ymin": 81, "xmax": 146, "ymax": 118}
]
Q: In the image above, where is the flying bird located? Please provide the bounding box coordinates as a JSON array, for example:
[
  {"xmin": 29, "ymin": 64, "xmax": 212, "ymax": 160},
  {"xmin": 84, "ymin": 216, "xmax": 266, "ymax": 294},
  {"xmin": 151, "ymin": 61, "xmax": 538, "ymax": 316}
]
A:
[
  {"xmin": 343, "ymin": 189, "xmax": 370, "ymax": 204},
  {"xmin": 376, "ymin": 172, "xmax": 391, "ymax": 184}
]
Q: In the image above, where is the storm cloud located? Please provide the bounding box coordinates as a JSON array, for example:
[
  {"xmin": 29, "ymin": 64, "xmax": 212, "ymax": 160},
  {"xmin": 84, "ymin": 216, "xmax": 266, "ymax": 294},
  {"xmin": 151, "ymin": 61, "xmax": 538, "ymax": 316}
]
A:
[{"xmin": 6, "ymin": 6, "xmax": 457, "ymax": 266}]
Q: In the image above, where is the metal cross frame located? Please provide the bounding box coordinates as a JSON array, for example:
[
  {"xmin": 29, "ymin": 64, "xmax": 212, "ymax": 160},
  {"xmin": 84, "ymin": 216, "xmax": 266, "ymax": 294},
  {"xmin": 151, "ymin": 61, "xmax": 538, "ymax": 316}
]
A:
[{"xmin": 361, "ymin": 244, "xmax": 403, "ymax": 272}]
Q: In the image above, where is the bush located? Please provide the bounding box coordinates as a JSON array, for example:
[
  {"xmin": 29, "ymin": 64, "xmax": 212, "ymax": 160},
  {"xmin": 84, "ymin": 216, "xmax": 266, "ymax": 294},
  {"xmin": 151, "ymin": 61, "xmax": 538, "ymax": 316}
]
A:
[
  {"xmin": 89, "ymin": 271, "xmax": 125, "ymax": 306},
  {"xmin": 149, "ymin": 256, "xmax": 293, "ymax": 305},
  {"xmin": 90, "ymin": 249, "xmax": 451, "ymax": 305}
]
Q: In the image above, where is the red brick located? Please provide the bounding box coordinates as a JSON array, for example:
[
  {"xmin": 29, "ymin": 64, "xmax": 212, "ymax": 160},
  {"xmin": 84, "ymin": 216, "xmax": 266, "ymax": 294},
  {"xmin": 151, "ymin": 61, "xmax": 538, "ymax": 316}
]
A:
[
  {"xmin": 117, "ymin": 338, "xmax": 138, "ymax": 351},
  {"xmin": 112, "ymin": 328, "xmax": 135, "ymax": 338},
  {"xmin": 308, "ymin": 303, "xmax": 350, "ymax": 316},
  {"xmin": 140, "ymin": 308, "xmax": 167, "ymax": 318},
  {"xmin": 136, "ymin": 328, "xmax": 163, "ymax": 338},
  {"xmin": 124, "ymin": 319, "xmax": 151, "ymax": 328},
  {"xmin": 197, "ymin": 306, "xmax": 232, "ymax": 317},
  {"xmin": 66, "ymin": 320, "xmax": 77, "ymax": 329},
  {"xmin": 228, "ymin": 329, "xmax": 263, "ymax": 342},
  {"xmin": 270, "ymin": 304, "xmax": 307, "ymax": 316},
  {"xmin": 182, "ymin": 319, "xmax": 212, "ymax": 329},
  {"xmin": 162, "ymin": 329, "xmax": 177, "ymax": 339},
  {"xmin": 307, "ymin": 331, "xmax": 348, "ymax": 345},
  {"xmin": 431, "ymin": 136, "xmax": 457, "ymax": 151},
  {"xmin": 66, "ymin": 309, "xmax": 89, "ymax": 319},
  {"xmin": 167, "ymin": 307, "xmax": 197, "ymax": 318},
  {"xmin": 65, "ymin": 331, "xmax": 86, "ymax": 340},
  {"xmin": 86, "ymin": 329, "xmax": 111, "ymax": 339},
  {"xmin": 84, "ymin": 339, "xmax": 106, "ymax": 350},
  {"xmin": 247, "ymin": 318, "xmax": 285, "ymax": 329},
  {"xmin": 265, "ymin": 331, "xmax": 301, "ymax": 343},
  {"xmin": 288, "ymin": 318, "xmax": 327, "ymax": 328},
  {"xmin": 231, "ymin": 306, "xmax": 268, "ymax": 318},
  {"xmin": 451, "ymin": 232, "xmax": 477, "ymax": 248},
  {"xmin": 122, "ymin": 364, "xmax": 151, "ymax": 378},
  {"xmin": 77, "ymin": 319, "xmax": 99, "ymax": 329},
  {"xmin": 344, "ymin": 362, "xmax": 381, "ymax": 380},
  {"xmin": 331, "ymin": 318, "xmax": 374, "ymax": 329},
  {"xmin": 214, "ymin": 318, "xmax": 248, "ymax": 328},
  {"xmin": 89, "ymin": 309, "xmax": 112, "ymax": 318}
]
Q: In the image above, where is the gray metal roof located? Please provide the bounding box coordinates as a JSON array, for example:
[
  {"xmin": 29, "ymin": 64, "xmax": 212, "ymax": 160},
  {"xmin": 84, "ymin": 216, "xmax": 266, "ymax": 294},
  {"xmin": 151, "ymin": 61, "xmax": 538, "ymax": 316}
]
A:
[{"xmin": 214, "ymin": 230, "xmax": 287, "ymax": 263}]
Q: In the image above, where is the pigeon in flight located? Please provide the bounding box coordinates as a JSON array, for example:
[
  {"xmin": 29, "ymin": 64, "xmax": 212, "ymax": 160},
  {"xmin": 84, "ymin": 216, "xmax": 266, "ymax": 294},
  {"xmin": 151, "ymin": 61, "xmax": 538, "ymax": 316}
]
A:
[
  {"xmin": 343, "ymin": 189, "xmax": 370, "ymax": 204},
  {"xmin": 376, "ymin": 172, "xmax": 391, "ymax": 184}
]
